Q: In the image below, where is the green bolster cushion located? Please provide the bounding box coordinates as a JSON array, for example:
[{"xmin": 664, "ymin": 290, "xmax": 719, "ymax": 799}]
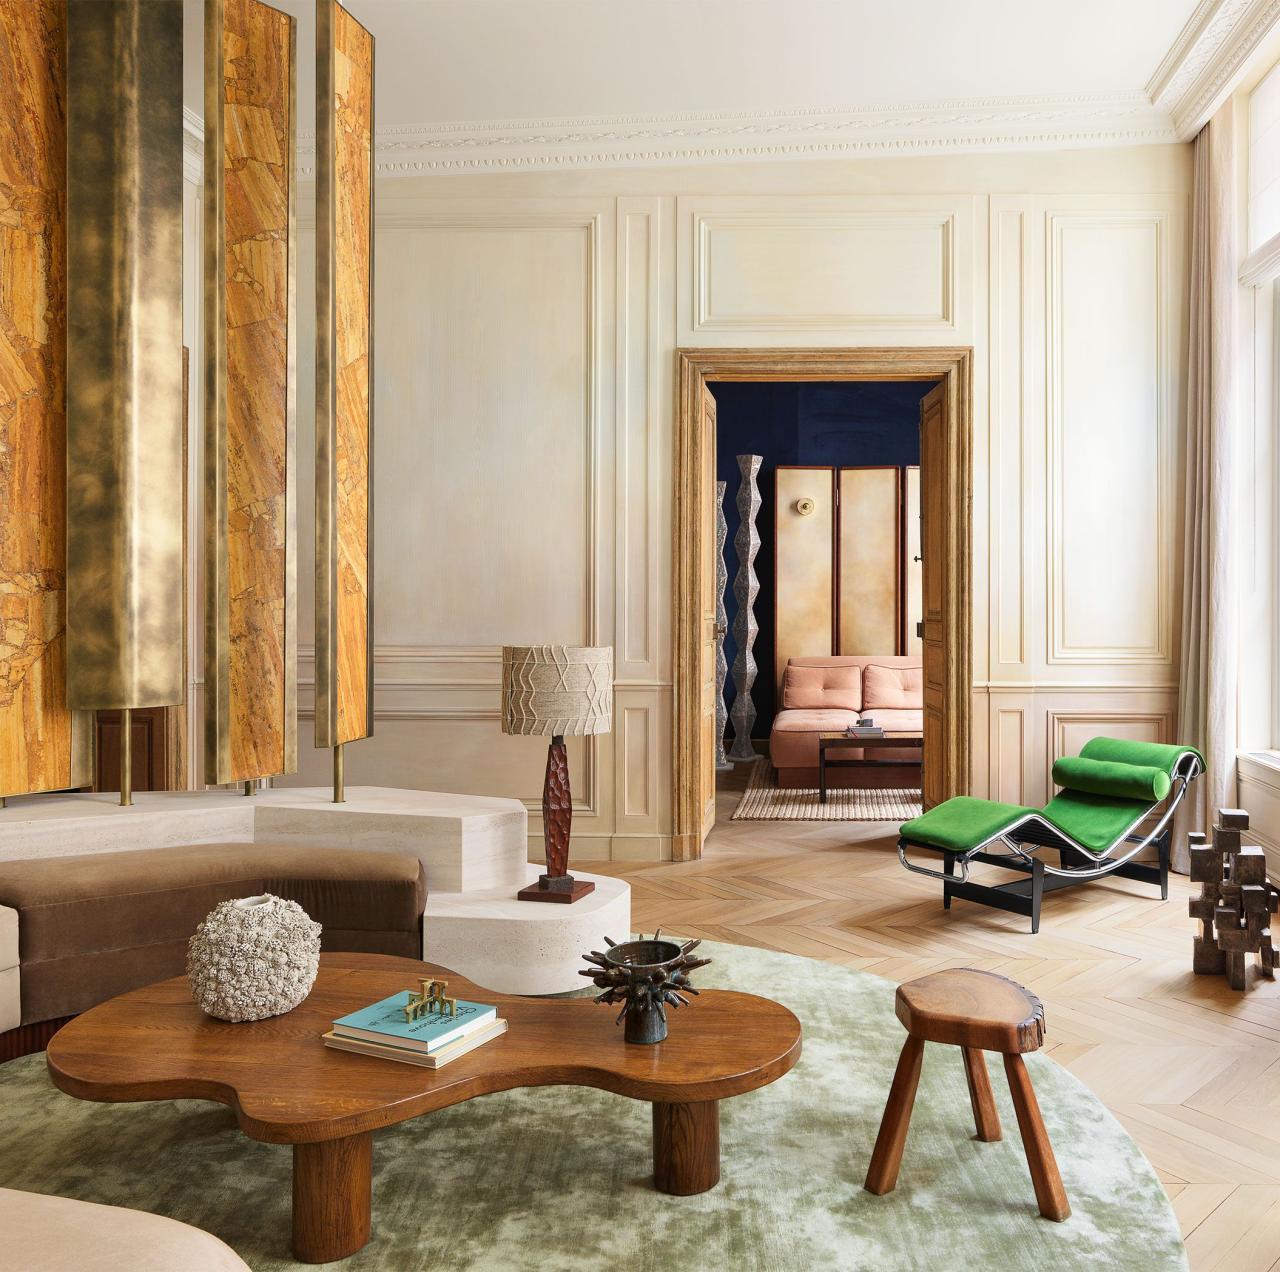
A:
[
  {"xmin": 899, "ymin": 796, "xmax": 1035, "ymax": 854},
  {"xmin": 1051, "ymin": 755, "xmax": 1170, "ymax": 802},
  {"xmin": 1078, "ymin": 736, "xmax": 1204, "ymax": 776}
]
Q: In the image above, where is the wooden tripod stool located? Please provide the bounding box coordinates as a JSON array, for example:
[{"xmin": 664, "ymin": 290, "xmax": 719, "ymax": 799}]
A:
[{"xmin": 864, "ymin": 968, "xmax": 1070, "ymax": 1222}]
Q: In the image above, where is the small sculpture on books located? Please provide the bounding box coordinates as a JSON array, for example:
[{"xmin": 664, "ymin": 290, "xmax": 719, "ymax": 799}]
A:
[
  {"xmin": 1189, "ymin": 808, "xmax": 1280, "ymax": 992},
  {"xmin": 403, "ymin": 978, "xmax": 458, "ymax": 1022}
]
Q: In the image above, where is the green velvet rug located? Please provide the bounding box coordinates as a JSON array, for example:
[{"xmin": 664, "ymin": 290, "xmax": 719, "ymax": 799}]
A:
[{"xmin": 0, "ymin": 942, "xmax": 1185, "ymax": 1271}]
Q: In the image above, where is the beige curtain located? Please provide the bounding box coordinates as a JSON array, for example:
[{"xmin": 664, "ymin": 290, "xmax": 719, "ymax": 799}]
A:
[{"xmin": 1175, "ymin": 105, "xmax": 1237, "ymax": 871}]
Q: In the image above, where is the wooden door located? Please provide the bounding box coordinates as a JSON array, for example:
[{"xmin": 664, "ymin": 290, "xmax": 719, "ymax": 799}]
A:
[
  {"xmin": 698, "ymin": 385, "xmax": 719, "ymax": 847},
  {"xmin": 94, "ymin": 708, "xmax": 180, "ymax": 793},
  {"xmin": 903, "ymin": 465, "xmax": 922, "ymax": 656},
  {"xmin": 919, "ymin": 385, "xmax": 947, "ymax": 809}
]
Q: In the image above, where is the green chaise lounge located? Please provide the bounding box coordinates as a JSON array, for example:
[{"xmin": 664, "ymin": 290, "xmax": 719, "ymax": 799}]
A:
[{"xmin": 897, "ymin": 737, "xmax": 1204, "ymax": 932}]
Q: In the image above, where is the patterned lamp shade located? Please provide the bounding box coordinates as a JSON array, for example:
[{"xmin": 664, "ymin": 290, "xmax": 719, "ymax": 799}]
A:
[{"xmin": 501, "ymin": 645, "xmax": 613, "ymax": 737}]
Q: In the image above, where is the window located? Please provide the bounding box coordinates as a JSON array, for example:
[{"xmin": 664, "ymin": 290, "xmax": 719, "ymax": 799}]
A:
[{"xmin": 1240, "ymin": 60, "xmax": 1280, "ymax": 755}]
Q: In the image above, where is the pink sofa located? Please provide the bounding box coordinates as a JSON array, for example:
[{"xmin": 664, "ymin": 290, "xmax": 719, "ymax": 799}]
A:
[{"xmin": 769, "ymin": 655, "xmax": 923, "ymax": 788}]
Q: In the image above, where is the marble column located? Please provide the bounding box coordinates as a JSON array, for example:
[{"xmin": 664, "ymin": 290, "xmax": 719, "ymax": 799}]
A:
[
  {"xmin": 730, "ymin": 455, "xmax": 762, "ymax": 763},
  {"xmin": 714, "ymin": 481, "xmax": 733, "ymax": 771}
]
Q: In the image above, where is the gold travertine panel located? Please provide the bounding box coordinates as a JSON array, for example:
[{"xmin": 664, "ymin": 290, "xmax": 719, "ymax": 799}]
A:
[
  {"xmin": 838, "ymin": 467, "xmax": 901, "ymax": 656},
  {"xmin": 66, "ymin": 0, "xmax": 185, "ymax": 712},
  {"xmin": 774, "ymin": 467, "xmax": 834, "ymax": 690},
  {"xmin": 315, "ymin": 0, "xmax": 374, "ymax": 749},
  {"xmin": 204, "ymin": 0, "xmax": 296, "ymax": 784},
  {"xmin": 0, "ymin": 0, "xmax": 90, "ymax": 796}
]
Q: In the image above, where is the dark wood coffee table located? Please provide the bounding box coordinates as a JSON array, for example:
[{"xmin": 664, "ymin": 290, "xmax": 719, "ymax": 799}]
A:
[
  {"xmin": 818, "ymin": 731, "xmax": 924, "ymax": 803},
  {"xmin": 46, "ymin": 952, "xmax": 801, "ymax": 1263}
]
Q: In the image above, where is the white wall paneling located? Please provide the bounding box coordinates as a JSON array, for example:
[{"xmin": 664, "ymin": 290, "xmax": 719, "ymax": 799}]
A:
[
  {"xmin": 676, "ymin": 196, "xmax": 974, "ymax": 344},
  {"xmin": 233, "ymin": 148, "xmax": 1191, "ymax": 860},
  {"xmin": 1045, "ymin": 201, "xmax": 1184, "ymax": 669}
]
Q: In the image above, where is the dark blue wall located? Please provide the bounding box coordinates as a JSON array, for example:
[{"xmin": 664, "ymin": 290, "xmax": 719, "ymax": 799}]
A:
[{"xmin": 713, "ymin": 381, "xmax": 929, "ymax": 737}]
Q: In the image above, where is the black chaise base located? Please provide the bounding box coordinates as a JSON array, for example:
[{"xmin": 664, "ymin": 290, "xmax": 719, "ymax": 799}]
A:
[{"xmin": 919, "ymin": 829, "xmax": 1171, "ymax": 934}]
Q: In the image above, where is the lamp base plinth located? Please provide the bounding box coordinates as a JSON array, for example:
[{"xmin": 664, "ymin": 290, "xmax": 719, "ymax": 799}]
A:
[{"xmin": 518, "ymin": 874, "xmax": 597, "ymax": 904}]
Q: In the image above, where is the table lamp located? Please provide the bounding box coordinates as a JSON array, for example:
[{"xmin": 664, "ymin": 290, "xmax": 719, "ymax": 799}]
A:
[{"xmin": 501, "ymin": 644, "xmax": 613, "ymax": 903}]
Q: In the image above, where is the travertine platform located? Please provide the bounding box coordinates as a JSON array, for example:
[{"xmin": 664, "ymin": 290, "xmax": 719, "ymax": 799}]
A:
[
  {"xmin": 0, "ymin": 787, "xmax": 630, "ymax": 996},
  {"xmin": 426, "ymin": 866, "xmax": 631, "ymax": 996},
  {"xmin": 0, "ymin": 787, "xmax": 527, "ymax": 894}
]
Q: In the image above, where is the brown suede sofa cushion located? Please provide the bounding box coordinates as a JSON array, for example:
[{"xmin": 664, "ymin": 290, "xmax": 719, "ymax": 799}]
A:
[{"xmin": 0, "ymin": 844, "xmax": 426, "ymax": 1026}]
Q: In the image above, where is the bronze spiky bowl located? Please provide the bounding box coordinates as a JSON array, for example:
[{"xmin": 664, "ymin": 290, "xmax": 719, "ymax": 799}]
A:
[{"xmin": 580, "ymin": 931, "xmax": 711, "ymax": 1044}]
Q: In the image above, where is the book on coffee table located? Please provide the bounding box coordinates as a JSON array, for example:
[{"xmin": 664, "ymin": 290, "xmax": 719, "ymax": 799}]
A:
[
  {"xmin": 333, "ymin": 991, "xmax": 496, "ymax": 1054},
  {"xmin": 322, "ymin": 1018, "xmax": 509, "ymax": 1070}
]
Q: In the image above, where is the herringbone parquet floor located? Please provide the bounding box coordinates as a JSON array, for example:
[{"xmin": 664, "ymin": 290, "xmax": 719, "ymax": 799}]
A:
[{"xmin": 582, "ymin": 768, "xmax": 1280, "ymax": 1272}]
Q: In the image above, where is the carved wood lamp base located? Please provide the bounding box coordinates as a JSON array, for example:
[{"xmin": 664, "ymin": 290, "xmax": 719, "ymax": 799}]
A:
[{"xmin": 518, "ymin": 734, "xmax": 595, "ymax": 904}]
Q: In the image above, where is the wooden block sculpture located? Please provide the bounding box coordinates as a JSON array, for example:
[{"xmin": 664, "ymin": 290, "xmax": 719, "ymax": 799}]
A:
[
  {"xmin": 403, "ymin": 978, "xmax": 457, "ymax": 1022},
  {"xmin": 1189, "ymin": 809, "xmax": 1280, "ymax": 991},
  {"xmin": 864, "ymin": 968, "xmax": 1069, "ymax": 1223}
]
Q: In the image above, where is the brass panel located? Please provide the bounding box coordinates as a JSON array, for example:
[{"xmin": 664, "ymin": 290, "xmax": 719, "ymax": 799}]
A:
[
  {"xmin": 204, "ymin": 0, "xmax": 297, "ymax": 784},
  {"xmin": 315, "ymin": 0, "xmax": 374, "ymax": 750},
  {"xmin": 773, "ymin": 466, "xmax": 834, "ymax": 690},
  {"xmin": 0, "ymin": 0, "xmax": 92, "ymax": 795},
  {"xmin": 837, "ymin": 467, "xmax": 901, "ymax": 656},
  {"xmin": 65, "ymin": 0, "xmax": 185, "ymax": 712}
]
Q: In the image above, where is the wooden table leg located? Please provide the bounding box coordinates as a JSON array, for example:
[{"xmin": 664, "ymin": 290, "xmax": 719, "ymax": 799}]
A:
[
  {"xmin": 292, "ymin": 1131, "xmax": 373, "ymax": 1262},
  {"xmin": 653, "ymin": 1101, "xmax": 720, "ymax": 1195},
  {"xmin": 864, "ymin": 1034, "xmax": 924, "ymax": 1195},
  {"xmin": 961, "ymin": 1046, "xmax": 1001, "ymax": 1142},
  {"xmin": 1002, "ymin": 1054, "xmax": 1070, "ymax": 1222}
]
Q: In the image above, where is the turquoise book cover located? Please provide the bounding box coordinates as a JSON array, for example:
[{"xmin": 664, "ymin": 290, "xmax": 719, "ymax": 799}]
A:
[{"xmin": 334, "ymin": 993, "xmax": 496, "ymax": 1053}]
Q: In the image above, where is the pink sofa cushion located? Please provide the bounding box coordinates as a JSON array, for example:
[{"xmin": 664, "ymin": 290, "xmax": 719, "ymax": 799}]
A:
[
  {"xmin": 781, "ymin": 664, "xmax": 862, "ymax": 711},
  {"xmin": 863, "ymin": 663, "xmax": 922, "ymax": 710},
  {"xmin": 769, "ymin": 707, "xmax": 923, "ymax": 769}
]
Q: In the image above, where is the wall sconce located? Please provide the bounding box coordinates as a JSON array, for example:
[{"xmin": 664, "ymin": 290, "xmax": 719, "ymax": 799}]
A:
[{"xmin": 795, "ymin": 497, "xmax": 816, "ymax": 516}]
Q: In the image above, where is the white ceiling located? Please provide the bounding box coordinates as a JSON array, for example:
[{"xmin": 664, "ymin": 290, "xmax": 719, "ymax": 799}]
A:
[{"xmin": 182, "ymin": 0, "xmax": 1276, "ymax": 172}]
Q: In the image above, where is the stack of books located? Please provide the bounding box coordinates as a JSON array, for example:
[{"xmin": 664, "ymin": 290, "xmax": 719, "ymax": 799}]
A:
[
  {"xmin": 844, "ymin": 719, "xmax": 884, "ymax": 739},
  {"xmin": 323, "ymin": 991, "xmax": 507, "ymax": 1070}
]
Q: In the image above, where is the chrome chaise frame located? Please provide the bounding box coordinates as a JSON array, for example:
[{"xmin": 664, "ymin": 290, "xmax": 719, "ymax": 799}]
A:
[{"xmin": 898, "ymin": 750, "xmax": 1203, "ymax": 933}]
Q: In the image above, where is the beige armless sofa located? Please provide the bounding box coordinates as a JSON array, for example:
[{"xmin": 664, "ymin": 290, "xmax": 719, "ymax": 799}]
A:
[
  {"xmin": 0, "ymin": 843, "xmax": 426, "ymax": 1055},
  {"xmin": 769, "ymin": 655, "xmax": 923, "ymax": 788},
  {"xmin": 0, "ymin": 1188, "xmax": 251, "ymax": 1271}
]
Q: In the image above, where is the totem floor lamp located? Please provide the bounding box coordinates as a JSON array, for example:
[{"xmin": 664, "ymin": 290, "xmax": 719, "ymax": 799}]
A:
[{"xmin": 502, "ymin": 645, "xmax": 613, "ymax": 904}]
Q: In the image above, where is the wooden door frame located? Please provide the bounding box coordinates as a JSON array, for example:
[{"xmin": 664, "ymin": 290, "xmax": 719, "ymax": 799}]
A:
[{"xmin": 673, "ymin": 347, "xmax": 973, "ymax": 861}]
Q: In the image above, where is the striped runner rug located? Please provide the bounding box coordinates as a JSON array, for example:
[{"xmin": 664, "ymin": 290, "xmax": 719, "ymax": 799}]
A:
[{"xmin": 731, "ymin": 757, "xmax": 921, "ymax": 822}]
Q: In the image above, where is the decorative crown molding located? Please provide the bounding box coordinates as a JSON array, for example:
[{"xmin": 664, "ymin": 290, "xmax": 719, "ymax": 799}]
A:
[
  {"xmin": 182, "ymin": 105, "xmax": 203, "ymax": 183},
  {"xmin": 183, "ymin": 0, "xmax": 1280, "ymax": 183},
  {"xmin": 1147, "ymin": 0, "xmax": 1280, "ymax": 138},
  {"xmin": 284, "ymin": 93, "xmax": 1177, "ymax": 177}
]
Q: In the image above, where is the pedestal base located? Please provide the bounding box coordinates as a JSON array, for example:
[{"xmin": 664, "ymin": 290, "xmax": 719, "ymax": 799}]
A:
[{"xmin": 517, "ymin": 875, "xmax": 596, "ymax": 904}]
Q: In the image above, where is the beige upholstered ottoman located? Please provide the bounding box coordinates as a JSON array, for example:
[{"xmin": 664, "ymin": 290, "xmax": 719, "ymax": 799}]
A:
[{"xmin": 0, "ymin": 1188, "xmax": 250, "ymax": 1270}]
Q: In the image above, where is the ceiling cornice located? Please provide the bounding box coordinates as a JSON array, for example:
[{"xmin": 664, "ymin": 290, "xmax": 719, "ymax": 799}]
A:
[
  {"xmin": 180, "ymin": 0, "xmax": 1280, "ymax": 182},
  {"xmin": 1147, "ymin": 0, "xmax": 1280, "ymax": 137},
  {"xmin": 287, "ymin": 93, "xmax": 1176, "ymax": 177}
]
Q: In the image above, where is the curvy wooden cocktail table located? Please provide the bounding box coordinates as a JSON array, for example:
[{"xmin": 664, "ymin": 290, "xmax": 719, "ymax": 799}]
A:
[{"xmin": 47, "ymin": 952, "xmax": 802, "ymax": 1263}]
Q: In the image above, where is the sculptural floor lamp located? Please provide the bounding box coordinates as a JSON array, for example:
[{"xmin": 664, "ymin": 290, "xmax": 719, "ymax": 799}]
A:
[{"xmin": 502, "ymin": 645, "xmax": 613, "ymax": 904}]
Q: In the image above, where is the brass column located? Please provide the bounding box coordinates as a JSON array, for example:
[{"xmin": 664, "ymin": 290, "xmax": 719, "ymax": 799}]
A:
[{"xmin": 65, "ymin": 1, "xmax": 185, "ymax": 720}]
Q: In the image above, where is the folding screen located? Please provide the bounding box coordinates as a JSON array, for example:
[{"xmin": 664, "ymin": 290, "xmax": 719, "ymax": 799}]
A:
[
  {"xmin": 0, "ymin": 0, "xmax": 92, "ymax": 799},
  {"xmin": 837, "ymin": 467, "xmax": 901, "ymax": 656},
  {"xmin": 773, "ymin": 466, "xmax": 835, "ymax": 690},
  {"xmin": 203, "ymin": 0, "xmax": 297, "ymax": 786},
  {"xmin": 314, "ymin": 0, "xmax": 374, "ymax": 794}
]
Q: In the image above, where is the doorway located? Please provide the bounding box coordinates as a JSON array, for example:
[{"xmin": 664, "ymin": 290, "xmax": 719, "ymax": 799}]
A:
[{"xmin": 673, "ymin": 348, "xmax": 973, "ymax": 861}]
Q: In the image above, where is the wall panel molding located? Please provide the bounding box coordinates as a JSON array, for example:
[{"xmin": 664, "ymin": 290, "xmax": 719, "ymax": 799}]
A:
[
  {"xmin": 681, "ymin": 200, "xmax": 962, "ymax": 336},
  {"xmin": 615, "ymin": 198, "xmax": 663, "ymax": 682},
  {"xmin": 1046, "ymin": 206, "xmax": 1178, "ymax": 668}
]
